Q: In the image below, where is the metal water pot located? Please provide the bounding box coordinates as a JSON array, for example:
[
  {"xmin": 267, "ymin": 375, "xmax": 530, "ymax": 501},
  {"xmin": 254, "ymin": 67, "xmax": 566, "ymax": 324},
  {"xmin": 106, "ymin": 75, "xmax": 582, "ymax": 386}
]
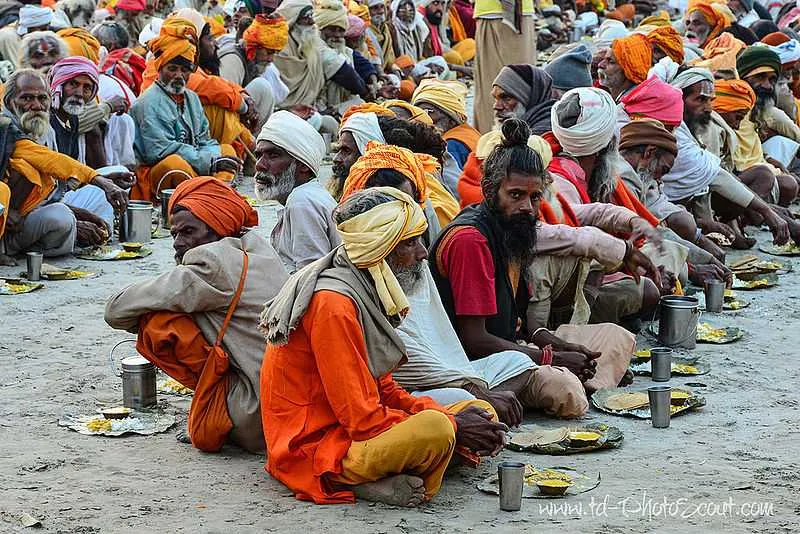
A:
[
  {"xmin": 119, "ymin": 201, "xmax": 153, "ymax": 243},
  {"xmin": 159, "ymin": 189, "xmax": 176, "ymax": 229},
  {"xmin": 109, "ymin": 340, "xmax": 157, "ymax": 410},
  {"xmin": 658, "ymin": 296, "xmax": 700, "ymax": 349}
]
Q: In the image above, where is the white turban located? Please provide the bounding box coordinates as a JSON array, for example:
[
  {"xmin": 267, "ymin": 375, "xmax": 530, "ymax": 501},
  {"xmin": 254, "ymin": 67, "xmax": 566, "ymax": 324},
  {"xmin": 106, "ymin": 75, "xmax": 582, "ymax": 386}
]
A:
[
  {"xmin": 17, "ymin": 6, "xmax": 53, "ymax": 36},
  {"xmin": 368, "ymin": 0, "xmax": 385, "ymax": 6},
  {"xmin": 138, "ymin": 17, "xmax": 163, "ymax": 46},
  {"xmin": 258, "ymin": 110, "xmax": 326, "ymax": 176},
  {"xmin": 771, "ymin": 39, "xmax": 800, "ymax": 65},
  {"xmin": 648, "ymin": 57, "xmax": 680, "ymax": 83},
  {"xmin": 340, "ymin": 112, "xmax": 386, "ymax": 155},
  {"xmin": 669, "ymin": 67, "xmax": 714, "ymax": 90},
  {"xmin": 550, "ymin": 87, "xmax": 617, "ymax": 157},
  {"xmin": 593, "ymin": 18, "xmax": 628, "ymax": 48}
]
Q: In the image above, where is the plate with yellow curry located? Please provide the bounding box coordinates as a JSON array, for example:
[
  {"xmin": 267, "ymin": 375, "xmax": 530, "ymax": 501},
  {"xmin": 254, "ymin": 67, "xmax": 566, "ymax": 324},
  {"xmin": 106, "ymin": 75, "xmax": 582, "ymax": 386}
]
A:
[
  {"xmin": 630, "ymin": 356, "xmax": 710, "ymax": 377},
  {"xmin": 75, "ymin": 245, "xmax": 153, "ymax": 261},
  {"xmin": 592, "ymin": 386, "xmax": 705, "ymax": 419},
  {"xmin": 477, "ymin": 465, "xmax": 600, "ymax": 499},
  {"xmin": 507, "ymin": 422, "xmax": 623, "ymax": 455}
]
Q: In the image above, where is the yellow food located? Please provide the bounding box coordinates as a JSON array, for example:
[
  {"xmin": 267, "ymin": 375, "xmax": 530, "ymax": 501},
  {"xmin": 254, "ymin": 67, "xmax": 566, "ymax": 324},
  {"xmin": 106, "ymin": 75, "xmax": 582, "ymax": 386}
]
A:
[
  {"xmin": 568, "ymin": 431, "xmax": 601, "ymax": 441},
  {"xmin": 634, "ymin": 349, "xmax": 651, "ymax": 359},
  {"xmin": 697, "ymin": 322, "xmax": 727, "ymax": 341},
  {"xmin": 671, "ymin": 391, "xmax": 691, "ymax": 405},
  {"xmin": 537, "ymin": 479, "xmax": 571, "ymax": 487},
  {"xmin": 744, "ymin": 279, "xmax": 769, "ymax": 288},
  {"xmin": 524, "ymin": 466, "xmax": 573, "ymax": 484},
  {"xmin": 728, "ymin": 301, "xmax": 742, "ymax": 310},
  {"xmin": 605, "ymin": 392, "xmax": 649, "ymax": 411},
  {"xmin": 86, "ymin": 419, "xmax": 112, "ymax": 432},
  {"xmin": 672, "ymin": 363, "xmax": 698, "ymax": 374},
  {"xmin": 161, "ymin": 378, "xmax": 192, "ymax": 395}
]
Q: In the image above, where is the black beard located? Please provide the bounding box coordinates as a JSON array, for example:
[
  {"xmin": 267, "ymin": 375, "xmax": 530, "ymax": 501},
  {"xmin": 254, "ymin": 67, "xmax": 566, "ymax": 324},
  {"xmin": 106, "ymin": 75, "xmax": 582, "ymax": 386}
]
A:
[
  {"xmin": 492, "ymin": 209, "xmax": 537, "ymax": 267},
  {"xmin": 426, "ymin": 12, "xmax": 442, "ymax": 25},
  {"xmin": 686, "ymin": 112, "xmax": 711, "ymax": 136},
  {"xmin": 200, "ymin": 54, "xmax": 221, "ymax": 76}
]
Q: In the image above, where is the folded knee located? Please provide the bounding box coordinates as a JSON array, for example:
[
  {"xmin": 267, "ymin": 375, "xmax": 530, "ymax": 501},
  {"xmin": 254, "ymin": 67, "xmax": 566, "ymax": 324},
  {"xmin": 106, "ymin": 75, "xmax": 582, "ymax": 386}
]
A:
[
  {"xmin": 533, "ymin": 366, "xmax": 589, "ymax": 418},
  {"xmin": 411, "ymin": 410, "xmax": 456, "ymax": 449}
]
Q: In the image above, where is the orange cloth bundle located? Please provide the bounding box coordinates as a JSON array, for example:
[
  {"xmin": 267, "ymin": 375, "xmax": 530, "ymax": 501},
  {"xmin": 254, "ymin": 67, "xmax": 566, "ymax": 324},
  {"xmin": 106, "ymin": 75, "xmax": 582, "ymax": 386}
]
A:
[
  {"xmin": 341, "ymin": 141, "xmax": 430, "ymax": 204},
  {"xmin": 243, "ymin": 14, "xmax": 289, "ymax": 60}
]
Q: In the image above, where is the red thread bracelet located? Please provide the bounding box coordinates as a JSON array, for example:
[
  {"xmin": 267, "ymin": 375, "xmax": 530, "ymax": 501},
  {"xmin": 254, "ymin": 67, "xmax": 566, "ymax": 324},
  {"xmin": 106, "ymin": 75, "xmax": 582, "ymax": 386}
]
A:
[{"xmin": 540, "ymin": 344, "xmax": 553, "ymax": 366}]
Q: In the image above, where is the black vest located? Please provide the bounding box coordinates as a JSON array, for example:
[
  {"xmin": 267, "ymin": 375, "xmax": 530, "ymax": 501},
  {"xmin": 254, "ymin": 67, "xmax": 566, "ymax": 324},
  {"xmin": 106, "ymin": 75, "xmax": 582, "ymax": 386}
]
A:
[
  {"xmin": 429, "ymin": 203, "xmax": 530, "ymax": 352},
  {"xmin": 50, "ymin": 113, "xmax": 80, "ymax": 160}
]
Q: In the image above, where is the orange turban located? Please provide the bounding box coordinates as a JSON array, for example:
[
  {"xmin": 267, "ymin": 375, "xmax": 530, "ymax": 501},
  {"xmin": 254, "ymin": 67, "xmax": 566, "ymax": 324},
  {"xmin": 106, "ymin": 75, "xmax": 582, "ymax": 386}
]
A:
[
  {"xmin": 205, "ymin": 16, "xmax": 226, "ymax": 38},
  {"xmin": 150, "ymin": 17, "xmax": 198, "ymax": 71},
  {"xmin": 342, "ymin": 142, "xmax": 434, "ymax": 205},
  {"xmin": 395, "ymin": 55, "xmax": 415, "ymax": 70},
  {"xmin": 340, "ymin": 102, "xmax": 395, "ymax": 127},
  {"xmin": 686, "ymin": 0, "xmax": 732, "ymax": 47},
  {"xmin": 612, "ymin": 33, "xmax": 653, "ymax": 84},
  {"xmin": 381, "ymin": 100, "xmax": 434, "ymax": 125},
  {"xmin": 762, "ymin": 32, "xmax": 790, "ymax": 46},
  {"xmin": 646, "ymin": 26, "xmax": 684, "ymax": 64},
  {"xmin": 399, "ymin": 79, "xmax": 416, "ymax": 101},
  {"xmin": 58, "ymin": 28, "xmax": 101, "ymax": 64},
  {"xmin": 168, "ymin": 177, "xmax": 258, "ymax": 237},
  {"xmin": 713, "ymin": 79, "xmax": 756, "ymax": 113},
  {"xmin": 243, "ymin": 14, "xmax": 289, "ymax": 60}
]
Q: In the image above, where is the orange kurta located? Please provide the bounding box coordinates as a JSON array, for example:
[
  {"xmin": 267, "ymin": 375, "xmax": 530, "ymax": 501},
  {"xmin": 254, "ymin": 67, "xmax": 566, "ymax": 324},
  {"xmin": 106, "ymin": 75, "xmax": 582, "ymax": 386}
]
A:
[
  {"xmin": 457, "ymin": 151, "xmax": 483, "ymax": 208},
  {"xmin": 261, "ymin": 290, "xmax": 455, "ymax": 504},
  {"xmin": 6, "ymin": 139, "xmax": 97, "ymax": 216},
  {"xmin": 0, "ymin": 181, "xmax": 9, "ymax": 238},
  {"xmin": 136, "ymin": 311, "xmax": 233, "ymax": 452}
]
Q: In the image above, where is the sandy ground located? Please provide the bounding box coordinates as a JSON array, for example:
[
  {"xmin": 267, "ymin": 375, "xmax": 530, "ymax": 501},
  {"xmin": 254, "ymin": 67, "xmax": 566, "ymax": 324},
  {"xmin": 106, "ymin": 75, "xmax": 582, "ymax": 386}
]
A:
[{"xmin": 2, "ymin": 177, "xmax": 799, "ymax": 533}]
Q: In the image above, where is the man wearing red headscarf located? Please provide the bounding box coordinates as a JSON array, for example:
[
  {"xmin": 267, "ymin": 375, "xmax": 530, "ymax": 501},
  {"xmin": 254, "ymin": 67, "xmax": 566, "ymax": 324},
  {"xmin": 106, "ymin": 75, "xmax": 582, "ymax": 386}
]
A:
[{"xmin": 105, "ymin": 177, "xmax": 289, "ymax": 454}]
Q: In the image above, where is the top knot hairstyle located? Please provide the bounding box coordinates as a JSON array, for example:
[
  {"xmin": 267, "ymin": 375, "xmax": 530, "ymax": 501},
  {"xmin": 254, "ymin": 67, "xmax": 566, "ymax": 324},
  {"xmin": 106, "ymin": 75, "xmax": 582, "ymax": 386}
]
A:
[{"xmin": 481, "ymin": 119, "xmax": 545, "ymax": 204}]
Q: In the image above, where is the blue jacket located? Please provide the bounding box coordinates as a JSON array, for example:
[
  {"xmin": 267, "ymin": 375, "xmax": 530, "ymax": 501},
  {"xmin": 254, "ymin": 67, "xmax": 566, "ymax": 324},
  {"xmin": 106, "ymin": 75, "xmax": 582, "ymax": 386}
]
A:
[{"xmin": 131, "ymin": 82, "xmax": 220, "ymax": 174}]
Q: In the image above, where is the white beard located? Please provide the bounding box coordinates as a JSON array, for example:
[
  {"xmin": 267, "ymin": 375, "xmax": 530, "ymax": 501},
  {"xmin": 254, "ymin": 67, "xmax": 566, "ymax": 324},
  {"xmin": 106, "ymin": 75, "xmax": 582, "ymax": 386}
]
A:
[
  {"xmin": 19, "ymin": 111, "xmax": 49, "ymax": 138},
  {"xmin": 325, "ymin": 37, "xmax": 347, "ymax": 54},
  {"xmin": 293, "ymin": 25, "xmax": 321, "ymax": 57},
  {"xmin": 494, "ymin": 101, "xmax": 526, "ymax": 129},
  {"xmin": 61, "ymin": 97, "xmax": 85, "ymax": 116},
  {"xmin": 254, "ymin": 161, "xmax": 297, "ymax": 203},
  {"xmin": 162, "ymin": 79, "xmax": 187, "ymax": 95}
]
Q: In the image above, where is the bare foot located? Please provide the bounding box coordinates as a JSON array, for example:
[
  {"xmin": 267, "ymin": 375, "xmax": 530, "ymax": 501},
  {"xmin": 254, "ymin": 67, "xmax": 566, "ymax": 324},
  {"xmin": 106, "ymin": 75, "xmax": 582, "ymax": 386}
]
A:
[{"xmin": 353, "ymin": 475, "xmax": 425, "ymax": 507}]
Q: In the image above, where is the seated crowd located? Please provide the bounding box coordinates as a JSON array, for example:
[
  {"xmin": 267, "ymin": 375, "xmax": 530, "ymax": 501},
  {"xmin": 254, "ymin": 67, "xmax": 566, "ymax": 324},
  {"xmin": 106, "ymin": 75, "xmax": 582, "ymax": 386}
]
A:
[{"xmin": 0, "ymin": 0, "xmax": 798, "ymax": 509}]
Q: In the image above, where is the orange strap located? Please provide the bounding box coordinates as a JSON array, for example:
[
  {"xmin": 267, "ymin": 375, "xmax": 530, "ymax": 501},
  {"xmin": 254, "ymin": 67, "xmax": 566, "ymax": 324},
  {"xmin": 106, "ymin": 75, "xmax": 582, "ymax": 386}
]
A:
[{"xmin": 214, "ymin": 248, "xmax": 249, "ymax": 347}]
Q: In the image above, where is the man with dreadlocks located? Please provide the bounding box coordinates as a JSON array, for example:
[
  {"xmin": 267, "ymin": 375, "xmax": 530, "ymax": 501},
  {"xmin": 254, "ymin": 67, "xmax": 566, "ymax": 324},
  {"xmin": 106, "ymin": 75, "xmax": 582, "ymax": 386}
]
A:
[{"xmin": 429, "ymin": 119, "xmax": 639, "ymax": 413}]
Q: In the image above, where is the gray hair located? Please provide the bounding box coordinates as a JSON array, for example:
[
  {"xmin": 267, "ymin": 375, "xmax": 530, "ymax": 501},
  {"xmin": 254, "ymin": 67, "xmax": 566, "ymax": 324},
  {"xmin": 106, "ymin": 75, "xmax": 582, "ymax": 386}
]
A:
[
  {"xmin": 18, "ymin": 31, "xmax": 68, "ymax": 69},
  {"xmin": 3, "ymin": 68, "xmax": 50, "ymax": 112},
  {"xmin": 333, "ymin": 189, "xmax": 397, "ymax": 225},
  {"xmin": 91, "ymin": 20, "xmax": 130, "ymax": 51}
]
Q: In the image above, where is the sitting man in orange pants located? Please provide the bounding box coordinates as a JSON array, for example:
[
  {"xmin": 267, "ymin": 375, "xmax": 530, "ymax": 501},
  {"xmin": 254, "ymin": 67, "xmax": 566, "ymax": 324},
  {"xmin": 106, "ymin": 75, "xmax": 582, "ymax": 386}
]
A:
[
  {"xmin": 130, "ymin": 18, "xmax": 242, "ymax": 201},
  {"xmin": 259, "ymin": 187, "xmax": 508, "ymax": 506},
  {"xmin": 104, "ymin": 177, "xmax": 288, "ymax": 453}
]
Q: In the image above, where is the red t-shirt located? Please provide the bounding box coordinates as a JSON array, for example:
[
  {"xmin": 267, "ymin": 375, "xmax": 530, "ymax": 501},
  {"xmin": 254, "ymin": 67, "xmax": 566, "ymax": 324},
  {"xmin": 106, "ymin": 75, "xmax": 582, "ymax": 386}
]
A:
[{"xmin": 435, "ymin": 227, "xmax": 498, "ymax": 316}]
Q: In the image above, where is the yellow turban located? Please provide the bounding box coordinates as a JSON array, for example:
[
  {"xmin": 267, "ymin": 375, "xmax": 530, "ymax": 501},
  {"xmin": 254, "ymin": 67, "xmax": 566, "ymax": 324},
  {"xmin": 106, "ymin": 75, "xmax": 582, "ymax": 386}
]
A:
[
  {"xmin": 206, "ymin": 16, "xmax": 226, "ymax": 37},
  {"xmin": 452, "ymin": 38, "xmax": 476, "ymax": 62},
  {"xmin": 611, "ymin": 33, "xmax": 653, "ymax": 84},
  {"xmin": 243, "ymin": 14, "xmax": 289, "ymax": 60},
  {"xmin": 381, "ymin": 99, "xmax": 434, "ymax": 125},
  {"xmin": 411, "ymin": 78, "xmax": 468, "ymax": 123},
  {"xmin": 340, "ymin": 102, "xmax": 395, "ymax": 127},
  {"xmin": 646, "ymin": 26, "xmax": 684, "ymax": 64},
  {"xmin": 337, "ymin": 186, "xmax": 428, "ymax": 317},
  {"xmin": 342, "ymin": 141, "xmax": 433, "ymax": 204},
  {"xmin": 150, "ymin": 17, "xmax": 198, "ymax": 71},
  {"xmin": 57, "ymin": 28, "xmax": 101, "ymax": 64},
  {"xmin": 713, "ymin": 79, "xmax": 756, "ymax": 112},
  {"xmin": 443, "ymin": 49, "xmax": 464, "ymax": 66},
  {"xmin": 315, "ymin": 0, "xmax": 348, "ymax": 30}
]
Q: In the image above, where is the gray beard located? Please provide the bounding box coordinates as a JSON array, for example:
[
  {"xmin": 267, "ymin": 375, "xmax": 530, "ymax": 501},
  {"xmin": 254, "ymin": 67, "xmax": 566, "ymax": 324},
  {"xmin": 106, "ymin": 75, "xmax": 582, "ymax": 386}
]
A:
[
  {"xmin": 388, "ymin": 259, "xmax": 424, "ymax": 294},
  {"xmin": 61, "ymin": 98, "xmax": 85, "ymax": 116},
  {"xmin": 294, "ymin": 25, "xmax": 320, "ymax": 57},
  {"xmin": 19, "ymin": 110, "xmax": 49, "ymax": 138},
  {"xmin": 162, "ymin": 79, "xmax": 187, "ymax": 95},
  {"xmin": 493, "ymin": 102, "xmax": 527, "ymax": 129},
  {"xmin": 254, "ymin": 161, "xmax": 297, "ymax": 204},
  {"xmin": 326, "ymin": 38, "xmax": 347, "ymax": 54},
  {"xmin": 589, "ymin": 145, "xmax": 618, "ymax": 203}
]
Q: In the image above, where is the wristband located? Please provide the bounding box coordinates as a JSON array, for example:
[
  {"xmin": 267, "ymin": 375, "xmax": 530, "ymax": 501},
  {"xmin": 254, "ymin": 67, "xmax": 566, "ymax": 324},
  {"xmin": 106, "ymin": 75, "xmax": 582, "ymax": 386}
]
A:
[{"xmin": 540, "ymin": 344, "xmax": 553, "ymax": 366}]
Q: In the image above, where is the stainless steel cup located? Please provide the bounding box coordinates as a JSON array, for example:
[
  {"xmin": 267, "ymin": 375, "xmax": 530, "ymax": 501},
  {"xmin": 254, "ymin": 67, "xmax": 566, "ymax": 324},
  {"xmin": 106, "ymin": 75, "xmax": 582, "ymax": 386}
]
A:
[
  {"xmin": 648, "ymin": 385, "xmax": 672, "ymax": 428},
  {"xmin": 650, "ymin": 347, "xmax": 673, "ymax": 382},
  {"xmin": 26, "ymin": 252, "xmax": 43, "ymax": 281},
  {"xmin": 159, "ymin": 189, "xmax": 175, "ymax": 229},
  {"xmin": 704, "ymin": 280, "xmax": 725, "ymax": 312},
  {"xmin": 498, "ymin": 461, "xmax": 525, "ymax": 511}
]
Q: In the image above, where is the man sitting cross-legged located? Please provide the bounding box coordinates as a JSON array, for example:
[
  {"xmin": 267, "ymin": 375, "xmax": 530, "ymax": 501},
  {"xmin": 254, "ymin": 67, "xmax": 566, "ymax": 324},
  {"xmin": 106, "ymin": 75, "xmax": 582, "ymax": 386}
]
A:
[
  {"xmin": 260, "ymin": 187, "xmax": 507, "ymax": 506},
  {"xmin": 105, "ymin": 177, "xmax": 288, "ymax": 453}
]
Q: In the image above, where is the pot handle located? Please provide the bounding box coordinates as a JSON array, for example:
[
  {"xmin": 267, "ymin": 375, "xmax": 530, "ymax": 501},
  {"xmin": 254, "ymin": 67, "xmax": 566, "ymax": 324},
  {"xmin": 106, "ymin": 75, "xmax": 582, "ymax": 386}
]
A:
[{"xmin": 109, "ymin": 339, "xmax": 136, "ymax": 377}]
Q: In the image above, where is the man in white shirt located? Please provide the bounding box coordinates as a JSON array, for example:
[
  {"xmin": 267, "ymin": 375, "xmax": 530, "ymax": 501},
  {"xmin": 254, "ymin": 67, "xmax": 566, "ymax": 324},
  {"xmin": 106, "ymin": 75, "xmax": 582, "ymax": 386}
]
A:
[{"xmin": 254, "ymin": 110, "xmax": 340, "ymax": 273}]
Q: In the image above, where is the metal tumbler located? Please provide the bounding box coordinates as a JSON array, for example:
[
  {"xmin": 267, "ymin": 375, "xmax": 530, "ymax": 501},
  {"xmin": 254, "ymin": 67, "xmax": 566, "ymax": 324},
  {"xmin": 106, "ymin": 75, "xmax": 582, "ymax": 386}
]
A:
[
  {"xmin": 704, "ymin": 280, "xmax": 725, "ymax": 313},
  {"xmin": 26, "ymin": 252, "xmax": 43, "ymax": 281},
  {"xmin": 498, "ymin": 461, "xmax": 525, "ymax": 511},
  {"xmin": 650, "ymin": 347, "xmax": 673, "ymax": 382},
  {"xmin": 648, "ymin": 385, "xmax": 672, "ymax": 428}
]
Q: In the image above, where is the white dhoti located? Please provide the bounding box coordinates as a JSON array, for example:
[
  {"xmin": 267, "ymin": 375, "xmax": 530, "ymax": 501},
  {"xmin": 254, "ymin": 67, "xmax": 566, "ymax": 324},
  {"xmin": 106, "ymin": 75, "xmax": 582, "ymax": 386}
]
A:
[
  {"xmin": 63, "ymin": 185, "xmax": 114, "ymax": 232},
  {"xmin": 762, "ymin": 135, "xmax": 800, "ymax": 169}
]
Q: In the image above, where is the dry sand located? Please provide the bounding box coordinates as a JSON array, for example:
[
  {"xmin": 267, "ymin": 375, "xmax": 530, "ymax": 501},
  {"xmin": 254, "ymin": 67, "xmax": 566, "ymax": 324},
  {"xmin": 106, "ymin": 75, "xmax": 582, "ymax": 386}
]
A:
[{"xmin": 1, "ymin": 185, "xmax": 798, "ymax": 533}]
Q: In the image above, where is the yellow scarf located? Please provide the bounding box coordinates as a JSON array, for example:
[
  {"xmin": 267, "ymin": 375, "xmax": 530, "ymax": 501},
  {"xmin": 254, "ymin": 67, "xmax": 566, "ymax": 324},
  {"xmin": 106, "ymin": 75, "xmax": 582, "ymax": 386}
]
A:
[{"xmin": 336, "ymin": 187, "xmax": 428, "ymax": 317}]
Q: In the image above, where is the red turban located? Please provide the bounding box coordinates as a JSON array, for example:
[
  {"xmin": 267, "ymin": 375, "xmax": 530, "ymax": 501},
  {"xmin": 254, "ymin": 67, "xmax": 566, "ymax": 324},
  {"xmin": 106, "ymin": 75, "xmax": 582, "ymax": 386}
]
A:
[
  {"xmin": 621, "ymin": 75, "xmax": 684, "ymax": 126},
  {"xmin": 761, "ymin": 32, "xmax": 790, "ymax": 46},
  {"xmin": 169, "ymin": 177, "xmax": 258, "ymax": 237},
  {"xmin": 612, "ymin": 33, "xmax": 653, "ymax": 84}
]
